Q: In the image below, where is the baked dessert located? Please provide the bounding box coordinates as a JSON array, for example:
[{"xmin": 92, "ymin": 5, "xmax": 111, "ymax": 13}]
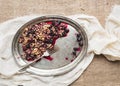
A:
[{"xmin": 18, "ymin": 21, "xmax": 69, "ymax": 61}]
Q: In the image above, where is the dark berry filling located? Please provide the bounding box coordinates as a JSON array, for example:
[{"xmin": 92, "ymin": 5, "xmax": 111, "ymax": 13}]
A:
[{"xmin": 65, "ymin": 57, "xmax": 68, "ymax": 60}]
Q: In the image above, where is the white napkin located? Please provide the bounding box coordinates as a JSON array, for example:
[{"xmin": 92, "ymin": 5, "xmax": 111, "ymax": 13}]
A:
[
  {"xmin": 101, "ymin": 5, "xmax": 120, "ymax": 61},
  {"xmin": 0, "ymin": 5, "xmax": 120, "ymax": 86}
]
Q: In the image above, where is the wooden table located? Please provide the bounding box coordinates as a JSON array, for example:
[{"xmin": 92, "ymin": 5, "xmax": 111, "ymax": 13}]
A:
[{"xmin": 0, "ymin": 0, "xmax": 120, "ymax": 86}]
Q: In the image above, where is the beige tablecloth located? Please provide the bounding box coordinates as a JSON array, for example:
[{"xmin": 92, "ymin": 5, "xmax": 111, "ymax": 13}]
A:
[{"xmin": 0, "ymin": 5, "xmax": 120, "ymax": 86}]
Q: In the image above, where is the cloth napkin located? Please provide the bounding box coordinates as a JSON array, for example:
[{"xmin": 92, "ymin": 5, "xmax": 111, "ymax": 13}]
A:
[{"xmin": 0, "ymin": 5, "xmax": 120, "ymax": 86}]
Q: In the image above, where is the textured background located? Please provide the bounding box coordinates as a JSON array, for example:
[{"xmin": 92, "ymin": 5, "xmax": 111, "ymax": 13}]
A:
[{"xmin": 0, "ymin": 0, "xmax": 120, "ymax": 86}]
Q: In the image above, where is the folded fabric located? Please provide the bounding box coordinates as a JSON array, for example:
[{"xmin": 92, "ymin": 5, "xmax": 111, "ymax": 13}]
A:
[
  {"xmin": 0, "ymin": 5, "xmax": 120, "ymax": 86},
  {"xmin": 101, "ymin": 5, "xmax": 120, "ymax": 61},
  {"xmin": 0, "ymin": 15, "xmax": 95, "ymax": 86}
]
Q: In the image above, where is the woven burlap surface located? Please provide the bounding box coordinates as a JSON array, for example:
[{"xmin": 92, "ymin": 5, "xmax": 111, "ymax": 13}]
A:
[{"xmin": 0, "ymin": 0, "xmax": 120, "ymax": 86}]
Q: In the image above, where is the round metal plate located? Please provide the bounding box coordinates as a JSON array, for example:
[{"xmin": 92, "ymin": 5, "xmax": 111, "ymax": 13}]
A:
[{"xmin": 12, "ymin": 15, "xmax": 88, "ymax": 76}]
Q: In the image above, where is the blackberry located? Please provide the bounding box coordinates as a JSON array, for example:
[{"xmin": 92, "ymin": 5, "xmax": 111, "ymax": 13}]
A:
[
  {"xmin": 79, "ymin": 41, "xmax": 83, "ymax": 46},
  {"xmin": 62, "ymin": 32, "xmax": 66, "ymax": 37},
  {"xmin": 26, "ymin": 56, "xmax": 34, "ymax": 61},
  {"xmin": 77, "ymin": 37, "xmax": 82, "ymax": 42},
  {"xmin": 26, "ymin": 43, "xmax": 30, "ymax": 48},
  {"xmin": 65, "ymin": 29, "xmax": 69, "ymax": 33},
  {"xmin": 73, "ymin": 47, "xmax": 78, "ymax": 51},
  {"xmin": 49, "ymin": 32, "xmax": 55, "ymax": 36},
  {"xmin": 72, "ymin": 52, "xmax": 76, "ymax": 56},
  {"xmin": 52, "ymin": 21, "xmax": 55, "ymax": 26},
  {"xmin": 49, "ymin": 39, "xmax": 53, "ymax": 44},
  {"xmin": 77, "ymin": 34, "xmax": 80, "ymax": 38},
  {"xmin": 52, "ymin": 21, "xmax": 61, "ymax": 26},
  {"xmin": 45, "ymin": 39, "xmax": 53, "ymax": 44}
]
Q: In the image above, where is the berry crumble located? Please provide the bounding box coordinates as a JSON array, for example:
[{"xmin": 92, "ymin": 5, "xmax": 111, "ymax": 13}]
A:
[{"xmin": 18, "ymin": 21, "xmax": 69, "ymax": 61}]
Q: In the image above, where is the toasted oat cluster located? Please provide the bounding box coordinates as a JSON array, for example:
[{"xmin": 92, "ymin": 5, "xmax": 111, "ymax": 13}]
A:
[{"xmin": 19, "ymin": 21, "xmax": 69, "ymax": 61}]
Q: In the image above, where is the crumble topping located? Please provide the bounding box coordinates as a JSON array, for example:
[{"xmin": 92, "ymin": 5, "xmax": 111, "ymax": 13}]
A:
[{"xmin": 18, "ymin": 21, "xmax": 69, "ymax": 61}]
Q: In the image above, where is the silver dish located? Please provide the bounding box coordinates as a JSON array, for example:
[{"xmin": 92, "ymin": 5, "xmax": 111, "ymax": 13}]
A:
[{"xmin": 12, "ymin": 15, "xmax": 88, "ymax": 76}]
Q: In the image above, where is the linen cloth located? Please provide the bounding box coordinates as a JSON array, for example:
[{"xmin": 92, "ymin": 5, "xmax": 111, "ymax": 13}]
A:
[{"xmin": 0, "ymin": 5, "xmax": 120, "ymax": 86}]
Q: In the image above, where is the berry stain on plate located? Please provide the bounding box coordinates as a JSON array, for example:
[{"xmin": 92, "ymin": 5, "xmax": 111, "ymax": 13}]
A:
[
  {"xmin": 43, "ymin": 56, "xmax": 53, "ymax": 61},
  {"xmin": 65, "ymin": 57, "xmax": 69, "ymax": 60}
]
